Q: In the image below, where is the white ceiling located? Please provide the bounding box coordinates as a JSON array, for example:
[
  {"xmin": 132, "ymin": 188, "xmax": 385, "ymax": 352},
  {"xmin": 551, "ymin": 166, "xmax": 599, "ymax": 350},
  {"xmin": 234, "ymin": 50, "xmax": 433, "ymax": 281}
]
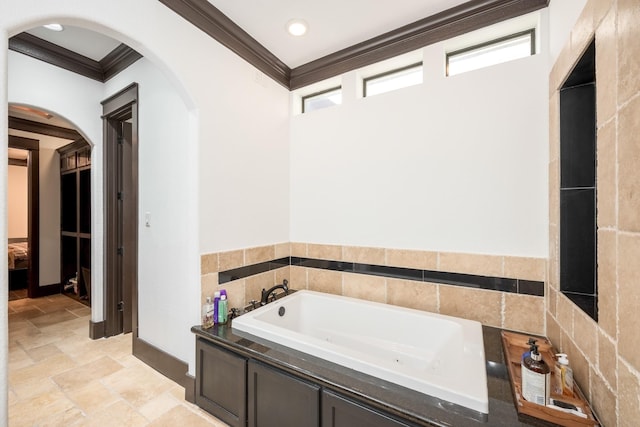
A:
[
  {"xmin": 9, "ymin": 2, "xmax": 470, "ymax": 147},
  {"xmin": 9, "ymin": 0, "xmax": 470, "ymax": 130},
  {"xmin": 26, "ymin": 25, "xmax": 120, "ymax": 62},
  {"xmin": 20, "ymin": 1, "xmax": 468, "ymax": 70},
  {"xmin": 208, "ymin": 0, "xmax": 469, "ymax": 68}
]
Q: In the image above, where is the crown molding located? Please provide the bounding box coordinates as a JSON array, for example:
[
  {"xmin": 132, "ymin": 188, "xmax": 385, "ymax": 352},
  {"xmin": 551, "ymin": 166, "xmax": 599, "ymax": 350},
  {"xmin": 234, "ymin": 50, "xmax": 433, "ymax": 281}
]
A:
[
  {"xmin": 101, "ymin": 43, "xmax": 144, "ymax": 82},
  {"xmin": 8, "ymin": 33, "xmax": 142, "ymax": 83},
  {"xmin": 8, "ymin": 135, "xmax": 40, "ymax": 151},
  {"xmin": 158, "ymin": 0, "xmax": 291, "ymax": 88},
  {"xmin": 9, "ymin": 33, "xmax": 103, "ymax": 81},
  {"xmin": 9, "ymin": 116, "xmax": 82, "ymax": 141},
  {"xmin": 159, "ymin": 0, "xmax": 548, "ymax": 90},
  {"xmin": 56, "ymin": 138, "xmax": 90, "ymax": 154},
  {"xmin": 9, "ymin": 158, "xmax": 28, "ymax": 167},
  {"xmin": 8, "ymin": 1, "xmax": 549, "ymax": 90}
]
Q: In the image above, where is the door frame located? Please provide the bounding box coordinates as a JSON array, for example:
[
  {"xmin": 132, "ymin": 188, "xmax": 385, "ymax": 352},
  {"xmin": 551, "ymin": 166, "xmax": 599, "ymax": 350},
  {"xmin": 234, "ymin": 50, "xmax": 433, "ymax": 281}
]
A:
[
  {"xmin": 8, "ymin": 135, "xmax": 39, "ymax": 298},
  {"xmin": 101, "ymin": 83, "xmax": 138, "ymax": 338}
]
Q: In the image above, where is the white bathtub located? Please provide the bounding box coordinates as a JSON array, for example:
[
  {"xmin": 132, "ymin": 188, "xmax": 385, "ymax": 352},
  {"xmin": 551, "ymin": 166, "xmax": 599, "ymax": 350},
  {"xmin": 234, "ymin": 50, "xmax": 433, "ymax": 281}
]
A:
[{"xmin": 232, "ymin": 290, "xmax": 488, "ymax": 414}]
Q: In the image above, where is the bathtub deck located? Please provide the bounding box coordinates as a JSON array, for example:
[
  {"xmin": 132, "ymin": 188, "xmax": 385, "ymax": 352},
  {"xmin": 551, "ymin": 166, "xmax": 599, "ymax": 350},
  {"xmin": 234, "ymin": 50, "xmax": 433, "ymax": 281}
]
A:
[{"xmin": 192, "ymin": 322, "xmax": 557, "ymax": 427}]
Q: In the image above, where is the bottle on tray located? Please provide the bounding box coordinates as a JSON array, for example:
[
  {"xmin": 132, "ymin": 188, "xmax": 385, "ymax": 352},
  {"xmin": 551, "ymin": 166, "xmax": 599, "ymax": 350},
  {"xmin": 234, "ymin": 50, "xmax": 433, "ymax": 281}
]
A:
[{"xmin": 521, "ymin": 344, "xmax": 550, "ymax": 406}]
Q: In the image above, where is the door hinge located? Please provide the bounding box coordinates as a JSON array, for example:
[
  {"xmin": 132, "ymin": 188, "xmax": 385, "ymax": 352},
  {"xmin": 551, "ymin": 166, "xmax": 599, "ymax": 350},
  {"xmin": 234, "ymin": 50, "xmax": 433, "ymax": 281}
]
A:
[
  {"xmin": 117, "ymin": 247, "xmax": 124, "ymax": 255},
  {"xmin": 117, "ymin": 191, "xmax": 124, "ymax": 200},
  {"xmin": 117, "ymin": 301, "xmax": 124, "ymax": 312},
  {"xmin": 117, "ymin": 136, "xmax": 124, "ymax": 145}
]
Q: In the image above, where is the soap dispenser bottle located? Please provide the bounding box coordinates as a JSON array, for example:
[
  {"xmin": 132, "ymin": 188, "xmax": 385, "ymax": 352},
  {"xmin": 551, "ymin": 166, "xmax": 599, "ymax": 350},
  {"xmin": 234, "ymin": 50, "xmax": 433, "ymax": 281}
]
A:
[
  {"xmin": 522, "ymin": 338, "xmax": 537, "ymax": 361},
  {"xmin": 521, "ymin": 344, "xmax": 550, "ymax": 406},
  {"xmin": 554, "ymin": 353, "xmax": 574, "ymax": 397}
]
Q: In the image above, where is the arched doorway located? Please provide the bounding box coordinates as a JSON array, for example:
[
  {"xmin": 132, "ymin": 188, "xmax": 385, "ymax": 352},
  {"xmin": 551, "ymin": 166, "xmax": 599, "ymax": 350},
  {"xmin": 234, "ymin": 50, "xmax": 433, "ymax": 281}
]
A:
[
  {"xmin": 4, "ymin": 10, "xmax": 202, "ymax": 422},
  {"xmin": 8, "ymin": 104, "xmax": 88, "ymax": 300},
  {"xmin": 7, "ymin": 25, "xmax": 140, "ymax": 337}
]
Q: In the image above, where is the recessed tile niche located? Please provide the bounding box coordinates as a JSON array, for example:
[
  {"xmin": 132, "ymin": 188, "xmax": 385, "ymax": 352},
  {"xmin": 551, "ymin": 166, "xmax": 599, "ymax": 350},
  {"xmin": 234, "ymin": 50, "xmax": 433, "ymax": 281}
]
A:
[{"xmin": 559, "ymin": 40, "xmax": 597, "ymax": 321}]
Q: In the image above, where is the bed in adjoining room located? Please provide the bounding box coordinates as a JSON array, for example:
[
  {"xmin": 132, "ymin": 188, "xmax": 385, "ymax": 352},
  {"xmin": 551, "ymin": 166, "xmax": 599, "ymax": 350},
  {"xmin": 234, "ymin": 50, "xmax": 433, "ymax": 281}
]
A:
[{"xmin": 8, "ymin": 238, "xmax": 29, "ymax": 290}]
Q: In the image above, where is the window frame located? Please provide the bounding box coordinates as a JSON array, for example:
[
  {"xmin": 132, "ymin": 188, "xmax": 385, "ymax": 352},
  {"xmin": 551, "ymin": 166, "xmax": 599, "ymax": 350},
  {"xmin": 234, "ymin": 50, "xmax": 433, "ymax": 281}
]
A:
[
  {"xmin": 363, "ymin": 62, "xmax": 423, "ymax": 98},
  {"xmin": 445, "ymin": 29, "xmax": 536, "ymax": 77},
  {"xmin": 301, "ymin": 86, "xmax": 342, "ymax": 113}
]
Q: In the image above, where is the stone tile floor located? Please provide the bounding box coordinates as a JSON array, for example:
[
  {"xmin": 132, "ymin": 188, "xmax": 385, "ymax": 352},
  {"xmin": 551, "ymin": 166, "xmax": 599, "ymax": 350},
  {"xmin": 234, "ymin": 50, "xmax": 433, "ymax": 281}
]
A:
[
  {"xmin": 8, "ymin": 294, "xmax": 228, "ymax": 426},
  {"xmin": 9, "ymin": 288, "xmax": 27, "ymax": 301}
]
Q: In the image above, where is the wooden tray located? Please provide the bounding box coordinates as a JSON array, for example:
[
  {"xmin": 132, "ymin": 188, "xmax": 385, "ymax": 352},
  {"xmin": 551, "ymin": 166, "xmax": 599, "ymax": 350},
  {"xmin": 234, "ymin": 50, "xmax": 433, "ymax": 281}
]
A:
[{"xmin": 501, "ymin": 331, "xmax": 599, "ymax": 427}]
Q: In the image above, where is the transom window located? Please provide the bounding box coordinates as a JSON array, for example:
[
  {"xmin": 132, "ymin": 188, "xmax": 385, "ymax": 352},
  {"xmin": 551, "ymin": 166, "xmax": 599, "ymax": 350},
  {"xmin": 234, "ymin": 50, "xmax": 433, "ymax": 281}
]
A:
[
  {"xmin": 302, "ymin": 87, "xmax": 342, "ymax": 113},
  {"xmin": 446, "ymin": 29, "xmax": 535, "ymax": 76},
  {"xmin": 363, "ymin": 63, "xmax": 423, "ymax": 97}
]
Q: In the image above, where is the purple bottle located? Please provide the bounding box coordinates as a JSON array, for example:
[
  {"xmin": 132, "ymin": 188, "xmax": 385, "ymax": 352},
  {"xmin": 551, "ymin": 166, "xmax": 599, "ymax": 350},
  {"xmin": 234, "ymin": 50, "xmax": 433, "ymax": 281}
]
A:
[{"xmin": 213, "ymin": 291, "xmax": 220, "ymax": 324}]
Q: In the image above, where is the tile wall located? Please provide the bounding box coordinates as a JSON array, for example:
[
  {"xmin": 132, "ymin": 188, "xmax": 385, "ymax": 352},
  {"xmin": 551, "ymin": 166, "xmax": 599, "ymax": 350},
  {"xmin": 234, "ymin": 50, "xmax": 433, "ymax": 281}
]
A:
[
  {"xmin": 547, "ymin": 0, "xmax": 640, "ymax": 425},
  {"xmin": 201, "ymin": 242, "xmax": 546, "ymax": 336}
]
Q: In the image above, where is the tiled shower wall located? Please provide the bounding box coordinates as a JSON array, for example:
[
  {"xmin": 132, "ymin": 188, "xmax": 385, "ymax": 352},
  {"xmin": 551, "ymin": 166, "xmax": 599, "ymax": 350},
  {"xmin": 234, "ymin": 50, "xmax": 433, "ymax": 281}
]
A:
[
  {"xmin": 201, "ymin": 242, "xmax": 546, "ymax": 336},
  {"xmin": 547, "ymin": 0, "xmax": 640, "ymax": 425}
]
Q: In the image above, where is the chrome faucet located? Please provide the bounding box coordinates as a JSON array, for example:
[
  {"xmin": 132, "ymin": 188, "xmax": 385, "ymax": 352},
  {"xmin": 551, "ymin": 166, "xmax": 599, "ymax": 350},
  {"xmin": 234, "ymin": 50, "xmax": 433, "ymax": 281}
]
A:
[{"xmin": 261, "ymin": 279, "xmax": 289, "ymax": 305}]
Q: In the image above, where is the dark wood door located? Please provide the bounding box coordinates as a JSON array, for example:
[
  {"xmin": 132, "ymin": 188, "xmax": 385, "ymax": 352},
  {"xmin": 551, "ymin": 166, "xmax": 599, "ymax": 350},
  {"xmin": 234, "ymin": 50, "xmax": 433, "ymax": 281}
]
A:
[
  {"xmin": 248, "ymin": 360, "xmax": 320, "ymax": 427},
  {"xmin": 102, "ymin": 84, "xmax": 138, "ymax": 338},
  {"xmin": 321, "ymin": 390, "xmax": 414, "ymax": 427},
  {"xmin": 102, "ymin": 83, "xmax": 138, "ymax": 339},
  {"xmin": 119, "ymin": 121, "xmax": 134, "ymax": 334}
]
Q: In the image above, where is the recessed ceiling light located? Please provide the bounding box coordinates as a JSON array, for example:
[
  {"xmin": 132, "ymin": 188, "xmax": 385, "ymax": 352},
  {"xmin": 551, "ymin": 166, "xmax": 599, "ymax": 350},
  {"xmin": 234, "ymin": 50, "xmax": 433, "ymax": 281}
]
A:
[
  {"xmin": 286, "ymin": 19, "xmax": 307, "ymax": 37},
  {"xmin": 43, "ymin": 23, "xmax": 64, "ymax": 32}
]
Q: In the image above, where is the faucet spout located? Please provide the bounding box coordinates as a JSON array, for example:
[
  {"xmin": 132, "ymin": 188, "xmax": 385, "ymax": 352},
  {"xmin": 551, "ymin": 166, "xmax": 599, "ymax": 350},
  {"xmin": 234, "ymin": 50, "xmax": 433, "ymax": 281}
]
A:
[{"xmin": 261, "ymin": 279, "xmax": 289, "ymax": 305}]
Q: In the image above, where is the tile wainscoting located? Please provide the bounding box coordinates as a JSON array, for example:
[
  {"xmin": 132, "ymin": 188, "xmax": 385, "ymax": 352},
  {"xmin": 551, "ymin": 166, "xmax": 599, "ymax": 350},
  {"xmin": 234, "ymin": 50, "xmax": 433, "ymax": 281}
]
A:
[
  {"xmin": 201, "ymin": 243, "xmax": 546, "ymax": 336},
  {"xmin": 546, "ymin": 0, "xmax": 640, "ymax": 425}
]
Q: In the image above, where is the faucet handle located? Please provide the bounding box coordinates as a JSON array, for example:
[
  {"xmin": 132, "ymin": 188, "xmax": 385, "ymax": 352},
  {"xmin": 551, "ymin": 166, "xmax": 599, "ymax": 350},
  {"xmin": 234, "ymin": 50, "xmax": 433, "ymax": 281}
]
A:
[{"xmin": 249, "ymin": 299, "xmax": 259, "ymax": 309}]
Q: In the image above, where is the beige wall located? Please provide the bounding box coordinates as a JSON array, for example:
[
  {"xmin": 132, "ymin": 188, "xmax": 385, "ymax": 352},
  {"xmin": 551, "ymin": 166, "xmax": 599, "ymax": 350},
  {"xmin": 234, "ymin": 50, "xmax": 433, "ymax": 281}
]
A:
[
  {"xmin": 38, "ymin": 147, "xmax": 61, "ymax": 286},
  {"xmin": 201, "ymin": 243, "xmax": 546, "ymax": 336},
  {"xmin": 547, "ymin": 0, "xmax": 640, "ymax": 425},
  {"xmin": 7, "ymin": 164, "xmax": 28, "ymax": 239}
]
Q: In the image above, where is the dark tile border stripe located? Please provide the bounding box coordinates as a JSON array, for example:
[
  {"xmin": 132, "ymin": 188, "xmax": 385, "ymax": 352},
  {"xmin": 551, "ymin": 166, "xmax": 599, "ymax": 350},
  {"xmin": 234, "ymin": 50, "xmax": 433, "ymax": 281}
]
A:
[
  {"xmin": 218, "ymin": 257, "xmax": 290, "ymax": 284},
  {"xmin": 217, "ymin": 256, "xmax": 544, "ymax": 296}
]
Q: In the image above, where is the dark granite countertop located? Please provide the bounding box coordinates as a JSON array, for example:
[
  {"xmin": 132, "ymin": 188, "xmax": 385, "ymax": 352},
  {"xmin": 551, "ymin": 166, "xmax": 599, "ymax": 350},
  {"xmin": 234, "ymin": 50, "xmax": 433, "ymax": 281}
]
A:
[{"xmin": 192, "ymin": 322, "xmax": 561, "ymax": 427}]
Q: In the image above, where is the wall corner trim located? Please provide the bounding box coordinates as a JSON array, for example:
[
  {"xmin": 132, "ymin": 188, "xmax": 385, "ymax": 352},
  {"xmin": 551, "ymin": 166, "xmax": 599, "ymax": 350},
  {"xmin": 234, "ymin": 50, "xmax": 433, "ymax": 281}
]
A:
[{"xmin": 89, "ymin": 320, "xmax": 106, "ymax": 340}]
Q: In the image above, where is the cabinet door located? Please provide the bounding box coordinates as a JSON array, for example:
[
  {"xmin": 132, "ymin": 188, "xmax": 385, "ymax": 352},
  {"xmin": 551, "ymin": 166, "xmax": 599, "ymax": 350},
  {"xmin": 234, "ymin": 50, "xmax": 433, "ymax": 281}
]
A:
[
  {"xmin": 322, "ymin": 390, "xmax": 415, "ymax": 427},
  {"xmin": 196, "ymin": 338, "xmax": 247, "ymax": 427},
  {"xmin": 248, "ymin": 360, "xmax": 320, "ymax": 427}
]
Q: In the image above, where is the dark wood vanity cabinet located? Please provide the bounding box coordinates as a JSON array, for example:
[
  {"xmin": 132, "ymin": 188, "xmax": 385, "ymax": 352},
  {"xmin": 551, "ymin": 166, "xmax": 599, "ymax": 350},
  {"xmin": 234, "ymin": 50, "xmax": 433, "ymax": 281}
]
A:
[
  {"xmin": 195, "ymin": 338, "xmax": 247, "ymax": 427},
  {"xmin": 322, "ymin": 390, "xmax": 413, "ymax": 427},
  {"xmin": 248, "ymin": 360, "xmax": 320, "ymax": 427},
  {"xmin": 195, "ymin": 335, "xmax": 418, "ymax": 427}
]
